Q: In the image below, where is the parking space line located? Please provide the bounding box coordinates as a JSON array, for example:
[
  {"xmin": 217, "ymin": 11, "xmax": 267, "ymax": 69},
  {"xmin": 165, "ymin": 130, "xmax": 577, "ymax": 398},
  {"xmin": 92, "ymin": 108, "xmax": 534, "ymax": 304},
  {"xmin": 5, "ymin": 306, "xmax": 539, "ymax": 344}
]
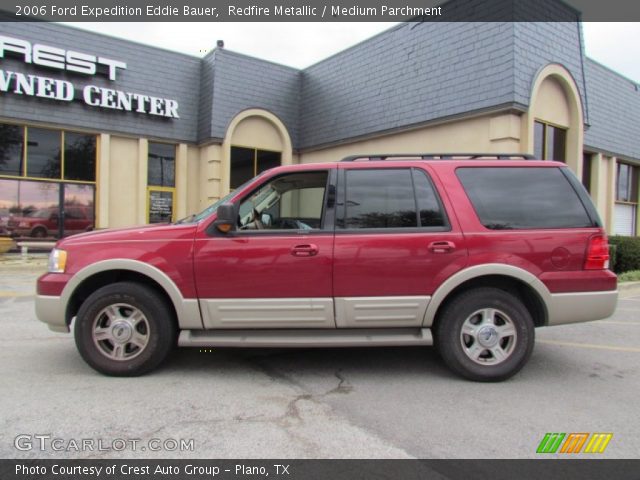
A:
[
  {"xmin": 0, "ymin": 292, "xmax": 33, "ymax": 298},
  {"xmin": 538, "ymin": 339, "xmax": 640, "ymax": 353},
  {"xmin": 597, "ymin": 320, "xmax": 640, "ymax": 326}
]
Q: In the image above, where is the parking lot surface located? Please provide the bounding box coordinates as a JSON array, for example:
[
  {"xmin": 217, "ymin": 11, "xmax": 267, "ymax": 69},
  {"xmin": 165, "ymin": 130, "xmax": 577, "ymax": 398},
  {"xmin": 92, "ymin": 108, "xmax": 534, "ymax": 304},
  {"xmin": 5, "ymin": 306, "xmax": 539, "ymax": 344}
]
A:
[{"xmin": 1, "ymin": 257, "xmax": 638, "ymax": 459}]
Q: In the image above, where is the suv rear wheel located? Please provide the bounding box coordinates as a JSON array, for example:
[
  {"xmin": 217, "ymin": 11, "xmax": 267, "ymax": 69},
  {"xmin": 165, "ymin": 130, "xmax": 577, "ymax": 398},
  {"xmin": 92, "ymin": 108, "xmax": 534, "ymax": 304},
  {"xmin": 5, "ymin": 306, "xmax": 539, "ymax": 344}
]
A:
[
  {"xmin": 435, "ymin": 287, "xmax": 534, "ymax": 382},
  {"xmin": 74, "ymin": 282, "xmax": 176, "ymax": 376}
]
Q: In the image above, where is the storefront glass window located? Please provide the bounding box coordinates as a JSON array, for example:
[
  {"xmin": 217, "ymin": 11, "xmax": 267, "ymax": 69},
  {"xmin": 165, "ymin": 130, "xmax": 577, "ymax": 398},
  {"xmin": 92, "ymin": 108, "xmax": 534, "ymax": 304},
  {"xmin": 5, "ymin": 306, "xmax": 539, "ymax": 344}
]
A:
[
  {"xmin": 616, "ymin": 163, "xmax": 636, "ymax": 202},
  {"xmin": 148, "ymin": 142, "xmax": 176, "ymax": 187},
  {"xmin": 582, "ymin": 153, "xmax": 593, "ymax": 193},
  {"xmin": 0, "ymin": 124, "xmax": 97, "ymax": 239},
  {"xmin": 230, "ymin": 146, "xmax": 281, "ymax": 189},
  {"xmin": 534, "ymin": 121, "xmax": 567, "ymax": 162},
  {"xmin": 230, "ymin": 147, "xmax": 254, "ymax": 189},
  {"xmin": 64, "ymin": 132, "xmax": 96, "ymax": 182},
  {"xmin": 26, "ymin": 127, "xmax": 61, "ymax": 179},
  {"xmin": 0, "ymin": 123, "xmax": 24, "ymax": 176},
  {"xmin": 615, "ymin": 163, "xmax": 639, "ymax": 236},
  {"xmin": 534, "ymin": 121, "xmax": 545, "ymax": 160},
  {"xmin": 0, "ymin": 179, "xmax": 95, "ymax": 239}
]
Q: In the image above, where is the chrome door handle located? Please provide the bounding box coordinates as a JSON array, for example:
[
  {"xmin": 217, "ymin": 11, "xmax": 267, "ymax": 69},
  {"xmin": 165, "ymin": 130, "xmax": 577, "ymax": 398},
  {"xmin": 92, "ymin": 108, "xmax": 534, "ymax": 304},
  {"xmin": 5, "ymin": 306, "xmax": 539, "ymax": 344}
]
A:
[
  {"xmin": 291, "ymin": 244, "xmax": 319, "ymax": 257},
  {"xmin": 428, "ymin": 241, "xmax": 456, "ymax": 253}
]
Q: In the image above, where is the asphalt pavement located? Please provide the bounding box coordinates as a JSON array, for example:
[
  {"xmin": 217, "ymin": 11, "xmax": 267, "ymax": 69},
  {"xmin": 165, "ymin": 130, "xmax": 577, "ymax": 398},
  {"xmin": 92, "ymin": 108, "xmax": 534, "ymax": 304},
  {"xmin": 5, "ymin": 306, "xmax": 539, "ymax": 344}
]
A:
[{"xmin": 1, "ymin": 255, "xmax": 638, "ymax": 459}]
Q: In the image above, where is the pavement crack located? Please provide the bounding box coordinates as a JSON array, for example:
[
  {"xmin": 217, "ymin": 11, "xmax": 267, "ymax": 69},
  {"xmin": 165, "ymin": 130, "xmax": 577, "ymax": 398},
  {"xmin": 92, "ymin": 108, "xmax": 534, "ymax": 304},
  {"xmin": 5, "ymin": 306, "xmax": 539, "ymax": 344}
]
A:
[{"xmin": 325, "ymin": 369, "xmax": 353, "ymax": 396}]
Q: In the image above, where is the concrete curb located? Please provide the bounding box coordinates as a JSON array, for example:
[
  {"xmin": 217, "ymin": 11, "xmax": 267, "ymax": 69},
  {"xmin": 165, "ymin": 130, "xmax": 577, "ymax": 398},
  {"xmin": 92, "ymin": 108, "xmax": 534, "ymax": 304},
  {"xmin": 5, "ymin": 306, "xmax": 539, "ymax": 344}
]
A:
[
  {"xmin": 619, "ymin": 281, "xmax": 640, "ymax": 298},
  {"xmin": 0, "ymin": 254, "xmax": 48, "ymax": 269},
  {"xmin": 619, "ymin": 280, "xmax": 640, "ymax": 290}
]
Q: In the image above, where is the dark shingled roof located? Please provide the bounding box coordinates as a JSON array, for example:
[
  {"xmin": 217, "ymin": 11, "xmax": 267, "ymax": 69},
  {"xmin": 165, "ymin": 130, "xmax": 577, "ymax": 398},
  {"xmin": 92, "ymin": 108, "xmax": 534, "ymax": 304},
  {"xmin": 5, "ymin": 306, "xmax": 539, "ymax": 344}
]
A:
[
  {"xmin": 584, "ymin": 59, "xmax": 640, "ymax": 161},
  {"xmin": 1, "ymin": 11, "xmax": 638, "ymax": 161}
]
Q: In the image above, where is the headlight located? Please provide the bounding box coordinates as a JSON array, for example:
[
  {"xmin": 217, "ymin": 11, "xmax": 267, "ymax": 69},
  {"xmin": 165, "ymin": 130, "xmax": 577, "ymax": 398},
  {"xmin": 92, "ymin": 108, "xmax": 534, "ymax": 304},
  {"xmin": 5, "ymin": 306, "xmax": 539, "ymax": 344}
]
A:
[
  {"xmin": 48, "ymin": 248, "xmax": 68, "ymax": 273},
  {"xmin": 18, "ymin": 221, "xmax": 29, "ymax": 227}
]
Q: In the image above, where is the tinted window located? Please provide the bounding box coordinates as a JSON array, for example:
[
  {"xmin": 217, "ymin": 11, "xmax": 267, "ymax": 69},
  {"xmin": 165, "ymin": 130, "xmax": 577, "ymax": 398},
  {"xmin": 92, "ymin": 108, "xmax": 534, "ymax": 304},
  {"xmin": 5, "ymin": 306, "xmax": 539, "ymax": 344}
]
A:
[
  {"xmin": 413, "ymin": 169, "xmax": 446, "ymax": 227},
  {"xmin": 0, "ymin": 123, "xmax": 24, "ymax": 176},
  {"xmin": 27, "ymin": 128, "xmax": 61, "ymax": 178},
  {"xmin": 457, "ymin": 167, "xmax": 593, "ymax": 229},
  {"xmin": 64, "ymin": 132, "xmax": 96, "ymax": 181},
  {"xmin": 344, "ymin": 169, "xmax": 417, "ymax": 229}
]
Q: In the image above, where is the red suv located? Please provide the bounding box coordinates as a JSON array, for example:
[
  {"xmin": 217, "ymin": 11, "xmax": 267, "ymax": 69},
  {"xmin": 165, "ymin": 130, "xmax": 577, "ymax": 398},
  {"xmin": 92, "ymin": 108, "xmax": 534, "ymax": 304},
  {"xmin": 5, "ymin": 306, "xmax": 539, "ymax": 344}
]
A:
[
  {"xmin": 36, "ymin": 154, "xmax": 617, "ymax": 381},
  {"xmin": 8, "ymin": 206, "xmax": 93, "ymax": 238}
]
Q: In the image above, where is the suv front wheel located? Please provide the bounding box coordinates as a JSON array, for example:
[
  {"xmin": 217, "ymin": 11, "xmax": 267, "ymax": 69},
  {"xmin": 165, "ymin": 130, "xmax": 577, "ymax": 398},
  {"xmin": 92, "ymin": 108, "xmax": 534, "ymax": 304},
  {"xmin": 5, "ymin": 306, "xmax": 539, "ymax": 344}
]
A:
[
  {"xmin": 74, "ymin": 282, "xmax": 177, "ymax": 376},
  {"xmin": 435, "ymin": 287, "xmax": 535, "ymax": 382}
]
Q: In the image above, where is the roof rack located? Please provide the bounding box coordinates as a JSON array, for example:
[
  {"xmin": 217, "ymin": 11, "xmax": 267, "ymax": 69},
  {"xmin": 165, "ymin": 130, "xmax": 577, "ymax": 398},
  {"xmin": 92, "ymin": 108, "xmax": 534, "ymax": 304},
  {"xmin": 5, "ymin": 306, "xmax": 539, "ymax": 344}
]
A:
[{"xmin": 340, "ymin": 153, "xmax": 536, "ymax": 162}]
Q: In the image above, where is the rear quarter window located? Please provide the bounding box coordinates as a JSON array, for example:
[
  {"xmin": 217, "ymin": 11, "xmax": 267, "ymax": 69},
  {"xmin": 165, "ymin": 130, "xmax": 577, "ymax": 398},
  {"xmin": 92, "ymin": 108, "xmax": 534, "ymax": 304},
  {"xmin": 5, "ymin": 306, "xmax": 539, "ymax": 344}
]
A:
[{"xmin": 456, "ymin": 167, "xmax": 594, "ymax": 230}]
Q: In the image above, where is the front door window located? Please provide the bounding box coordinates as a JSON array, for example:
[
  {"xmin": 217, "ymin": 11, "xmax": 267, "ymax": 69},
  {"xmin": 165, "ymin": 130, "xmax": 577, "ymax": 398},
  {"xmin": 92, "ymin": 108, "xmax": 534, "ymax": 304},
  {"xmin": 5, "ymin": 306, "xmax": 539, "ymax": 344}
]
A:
[{"xmin": 237, "ymin": 171, "xmax": 328, "ymax": 231}]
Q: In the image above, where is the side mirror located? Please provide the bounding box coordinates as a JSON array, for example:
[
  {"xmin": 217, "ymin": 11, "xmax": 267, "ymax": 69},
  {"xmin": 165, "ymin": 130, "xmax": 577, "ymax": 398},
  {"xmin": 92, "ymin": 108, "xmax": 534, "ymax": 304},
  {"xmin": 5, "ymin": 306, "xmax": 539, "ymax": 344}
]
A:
[{"xmin": 214, "ymin": 203, "xmax": 236, "ymax": 233}]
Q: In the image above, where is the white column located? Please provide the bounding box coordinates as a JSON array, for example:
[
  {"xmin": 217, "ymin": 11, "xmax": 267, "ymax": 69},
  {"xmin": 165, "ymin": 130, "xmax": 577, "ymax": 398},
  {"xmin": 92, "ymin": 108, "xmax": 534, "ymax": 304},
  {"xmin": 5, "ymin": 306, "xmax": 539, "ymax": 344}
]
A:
[
  {"xmin": 137, "ymin": 139, "xmax": 148, "ymax": 225},
  {"xmin": 96, "ymin": 134, "xmax": 110, "ymax": 229}
]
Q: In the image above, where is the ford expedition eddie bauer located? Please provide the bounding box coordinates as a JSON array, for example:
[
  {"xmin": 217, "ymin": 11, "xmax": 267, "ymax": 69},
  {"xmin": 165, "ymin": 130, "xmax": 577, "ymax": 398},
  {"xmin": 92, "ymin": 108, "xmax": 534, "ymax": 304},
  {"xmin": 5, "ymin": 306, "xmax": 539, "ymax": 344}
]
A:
[{"xmin": 35, "ymin": 154, "xmax": 618, "ymax": 381}]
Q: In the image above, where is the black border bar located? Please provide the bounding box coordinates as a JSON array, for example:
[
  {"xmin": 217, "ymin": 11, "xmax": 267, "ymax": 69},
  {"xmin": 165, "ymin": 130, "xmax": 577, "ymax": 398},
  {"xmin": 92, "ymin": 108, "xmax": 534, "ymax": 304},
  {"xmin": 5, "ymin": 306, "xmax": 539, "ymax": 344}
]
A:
[
  {"xmin": 3, "ymin": 459, "xmax": 640, "ymax": 480},
  {"xmin": 1, "ymin": 0, "xmax": 640, "ymax": 22}
]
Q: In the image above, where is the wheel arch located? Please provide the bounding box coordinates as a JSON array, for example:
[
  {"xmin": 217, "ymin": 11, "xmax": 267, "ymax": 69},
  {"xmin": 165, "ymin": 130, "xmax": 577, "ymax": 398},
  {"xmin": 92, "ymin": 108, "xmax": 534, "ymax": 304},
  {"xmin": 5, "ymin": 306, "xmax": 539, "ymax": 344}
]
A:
[
  {"xmin": 423, "ymin": 264, "xmax": 551, "ymax": 328},
  {"xmin": 62, "ymin": 259, "xmax": 202, "ymax": 329}
]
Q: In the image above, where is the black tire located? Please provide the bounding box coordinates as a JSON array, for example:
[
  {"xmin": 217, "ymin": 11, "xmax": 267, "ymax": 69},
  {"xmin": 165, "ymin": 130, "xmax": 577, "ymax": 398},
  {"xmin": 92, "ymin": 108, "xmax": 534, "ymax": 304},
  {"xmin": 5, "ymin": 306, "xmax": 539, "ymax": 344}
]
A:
[
  {"xmin": 31, "ymin": 226, "xmax": 46, "ymax": 238},
  {"xmin": 74, "ymin": 282, "xmax": 177, "ymax": 376},
  {"xmin": 435, "ymin": 287, "xmax": 534, "ymax": 382}
]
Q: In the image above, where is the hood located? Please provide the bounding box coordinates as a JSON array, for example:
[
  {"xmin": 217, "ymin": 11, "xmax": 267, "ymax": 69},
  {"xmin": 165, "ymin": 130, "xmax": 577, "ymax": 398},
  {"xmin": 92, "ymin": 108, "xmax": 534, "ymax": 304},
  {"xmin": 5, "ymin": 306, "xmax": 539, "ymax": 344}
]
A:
[{"xmin": 58, "ymin": 222, "xmax": 198, "ymax": 247}]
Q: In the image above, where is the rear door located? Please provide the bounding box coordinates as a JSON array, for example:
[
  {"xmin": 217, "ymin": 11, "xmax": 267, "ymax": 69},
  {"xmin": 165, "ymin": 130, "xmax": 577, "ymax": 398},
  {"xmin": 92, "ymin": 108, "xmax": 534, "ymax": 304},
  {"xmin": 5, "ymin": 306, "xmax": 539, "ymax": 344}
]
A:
[{"xmin": 333, "ymin": 164, "xmax": 467, "ymax": 327}]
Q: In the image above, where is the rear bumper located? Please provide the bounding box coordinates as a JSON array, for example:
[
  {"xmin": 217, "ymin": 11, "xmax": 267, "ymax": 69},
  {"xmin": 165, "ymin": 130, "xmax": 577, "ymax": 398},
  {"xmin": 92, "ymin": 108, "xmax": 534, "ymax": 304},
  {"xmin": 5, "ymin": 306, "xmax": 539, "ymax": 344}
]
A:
[
  {"xmin": 547, "ymin": 290, "xmax": 618, "ymax": 326},
  {"xmin": 35, "ymin": 295, "xmax": 69, "ymax": 333}
]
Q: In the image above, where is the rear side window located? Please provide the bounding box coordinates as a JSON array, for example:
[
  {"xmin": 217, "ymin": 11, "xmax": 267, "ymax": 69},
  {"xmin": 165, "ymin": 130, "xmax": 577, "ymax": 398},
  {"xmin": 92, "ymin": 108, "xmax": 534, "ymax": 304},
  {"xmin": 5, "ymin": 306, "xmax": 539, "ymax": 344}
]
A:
[
  {"xmin": 341, "ymin": 168, "xmax": 447, "ymax": 229},
  {"xmin": 457, "ymin": 167, "xmax": 593, "ymax": 229}
]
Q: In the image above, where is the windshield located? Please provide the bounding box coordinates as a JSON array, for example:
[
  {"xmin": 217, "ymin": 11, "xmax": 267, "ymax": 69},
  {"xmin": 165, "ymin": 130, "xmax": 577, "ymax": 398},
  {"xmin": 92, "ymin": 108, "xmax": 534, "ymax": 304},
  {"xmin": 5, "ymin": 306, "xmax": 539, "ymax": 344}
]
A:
[
  {"xmin": 175, "ymin": 176, "xmax": 259, "ymax": 224},
  {"xmin": 27, "ymin": 209, "xmax": 52, "ymax": 218}
]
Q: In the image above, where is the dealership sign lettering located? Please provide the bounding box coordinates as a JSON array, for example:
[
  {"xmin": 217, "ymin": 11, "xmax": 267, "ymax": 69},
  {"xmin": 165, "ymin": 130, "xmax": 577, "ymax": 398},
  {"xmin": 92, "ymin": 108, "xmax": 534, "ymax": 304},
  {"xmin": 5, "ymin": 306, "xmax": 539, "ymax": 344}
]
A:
[{"xmin": 0, "ymin": 35, "xmax": 179, "ymax": 118}]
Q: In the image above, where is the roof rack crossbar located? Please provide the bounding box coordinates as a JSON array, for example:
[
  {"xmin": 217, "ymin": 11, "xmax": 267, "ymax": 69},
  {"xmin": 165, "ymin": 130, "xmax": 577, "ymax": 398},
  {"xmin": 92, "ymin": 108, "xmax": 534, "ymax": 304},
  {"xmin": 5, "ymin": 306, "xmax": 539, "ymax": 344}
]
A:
[{"xmin": 340, "ymin": 153, "xmax": 536, "ymax": 162}]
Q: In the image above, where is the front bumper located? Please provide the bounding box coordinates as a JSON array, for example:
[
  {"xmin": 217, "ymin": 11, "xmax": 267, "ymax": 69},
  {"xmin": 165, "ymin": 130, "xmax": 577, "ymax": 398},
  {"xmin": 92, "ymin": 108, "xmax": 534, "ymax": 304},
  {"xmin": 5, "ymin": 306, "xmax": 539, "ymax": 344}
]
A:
[{"xmin": 35, "ymin": 295, "xmax": 69, "ymax": 333}]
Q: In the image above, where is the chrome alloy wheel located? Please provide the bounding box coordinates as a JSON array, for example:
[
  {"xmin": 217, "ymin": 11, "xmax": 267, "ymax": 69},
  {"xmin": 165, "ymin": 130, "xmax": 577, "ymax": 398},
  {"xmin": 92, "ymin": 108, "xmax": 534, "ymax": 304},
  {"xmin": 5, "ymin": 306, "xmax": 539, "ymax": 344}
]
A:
[
  {"xmin": 460, "ymin": 308, "xmax": 517, "ymax": 365},
  {"xmin": 92, "ymin": 303, "xmax": 150, "ymax": 361}
]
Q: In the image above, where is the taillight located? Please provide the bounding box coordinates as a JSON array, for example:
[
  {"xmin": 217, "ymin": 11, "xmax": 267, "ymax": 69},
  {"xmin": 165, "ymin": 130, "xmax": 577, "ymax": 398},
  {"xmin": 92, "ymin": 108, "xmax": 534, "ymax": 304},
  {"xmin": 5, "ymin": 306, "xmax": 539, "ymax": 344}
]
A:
[{"xmin": 584, "ymin": 234, "xmax": 610, "ymax": 270}]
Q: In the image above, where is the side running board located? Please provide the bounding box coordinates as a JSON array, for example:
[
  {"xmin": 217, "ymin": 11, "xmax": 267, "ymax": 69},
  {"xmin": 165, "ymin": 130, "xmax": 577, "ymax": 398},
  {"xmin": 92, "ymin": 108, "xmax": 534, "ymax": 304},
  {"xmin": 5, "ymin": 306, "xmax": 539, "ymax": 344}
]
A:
[{"xmin": 178, "ymin": 328, "xmax": 433, "ymax": 348}]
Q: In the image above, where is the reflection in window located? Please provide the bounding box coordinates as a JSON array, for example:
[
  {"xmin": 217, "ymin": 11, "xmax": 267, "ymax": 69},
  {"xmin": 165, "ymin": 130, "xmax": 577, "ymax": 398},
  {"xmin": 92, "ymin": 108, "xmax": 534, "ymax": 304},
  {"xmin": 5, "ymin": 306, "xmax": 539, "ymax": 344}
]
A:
[
  {"xmin": 148, "ymin": 142, "xmax": 176, "ymax": 187},
  {"xmin": 534, "ymin": 121, "xmax": 567, "ymax": 162},
  {"xmin": 27, "ymin": 128, "xmax": 61, "ymax": 178},
  {"xmin": 0, "ymin": 123, "xmax": 24, "ymax": 176},
  {"xmin": 616, "ymin": 163, "xmax": 638, "ymax": 203},
  {"xmin": 413, "ymin": 170, "xmax": 446, "ymax": 227},
  {"xmin": 344, "ymin": 169, "xmax": 417, "ymax": 229},
  {"xmin": 0, "ymin": 179, "xmax": 95, "ymax": 239},
  {"xmin": 64, "ymin": 133, "xmax": 96, "ymax": 181},
  {"xmin": 457, "ymin": 167, "xmax": 592, "ymax": 230}
]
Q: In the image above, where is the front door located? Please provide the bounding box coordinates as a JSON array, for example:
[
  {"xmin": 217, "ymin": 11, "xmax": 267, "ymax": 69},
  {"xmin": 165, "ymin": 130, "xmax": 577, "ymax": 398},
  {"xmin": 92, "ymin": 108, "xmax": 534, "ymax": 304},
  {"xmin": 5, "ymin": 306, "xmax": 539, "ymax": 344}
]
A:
[{"xmin": 194, "ymin": 168, "xmax": 337, "ymax": 329}]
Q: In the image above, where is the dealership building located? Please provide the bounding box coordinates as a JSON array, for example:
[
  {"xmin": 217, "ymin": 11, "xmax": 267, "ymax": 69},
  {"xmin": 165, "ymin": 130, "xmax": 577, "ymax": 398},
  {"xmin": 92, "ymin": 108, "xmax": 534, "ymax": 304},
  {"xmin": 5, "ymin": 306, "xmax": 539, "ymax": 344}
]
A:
[{"xmin": 1, "ymin": 4, "xmax": 639, "ymax": 238}]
